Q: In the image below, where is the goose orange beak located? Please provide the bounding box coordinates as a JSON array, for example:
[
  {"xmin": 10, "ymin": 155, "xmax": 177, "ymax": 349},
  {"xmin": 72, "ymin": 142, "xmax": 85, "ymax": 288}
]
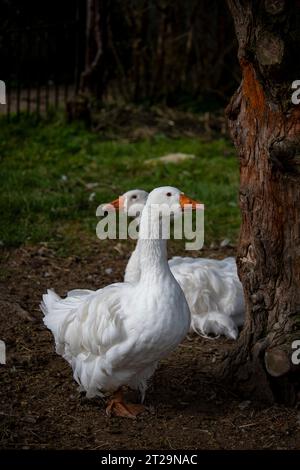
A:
[
  {"xmin": 179, "ymin": 194, "xmax": 203, "ymax": 209},
  {"xmin": 103, "ymin": 196, "xmax": 124, "ymax": 211}
]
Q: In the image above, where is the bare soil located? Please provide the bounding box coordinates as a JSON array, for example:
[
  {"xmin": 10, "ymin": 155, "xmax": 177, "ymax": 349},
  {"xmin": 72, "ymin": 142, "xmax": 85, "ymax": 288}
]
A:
[{"xmin": 0, "ymin": 242, "xmax": 299, "ymax": 450}]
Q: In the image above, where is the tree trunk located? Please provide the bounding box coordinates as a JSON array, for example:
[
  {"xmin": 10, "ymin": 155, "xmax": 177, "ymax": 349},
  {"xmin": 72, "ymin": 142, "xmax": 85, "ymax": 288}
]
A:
[
  {"xmin": 221, "ymin": 0, "xmax": 300, "ymax": 404},
  {"xmin": 67, "ymin": 0, "xmax": 108, "ymax": 124},
  {"xmin": 80, "ymin": 0, "xmax": 108, "ymax": 99}
]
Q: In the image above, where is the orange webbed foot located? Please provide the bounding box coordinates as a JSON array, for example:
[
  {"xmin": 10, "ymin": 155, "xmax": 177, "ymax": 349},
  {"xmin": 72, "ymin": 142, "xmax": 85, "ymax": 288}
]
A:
[{"xmin": 106, "ymin": 390, "xmax": 145, "ymax": 419}]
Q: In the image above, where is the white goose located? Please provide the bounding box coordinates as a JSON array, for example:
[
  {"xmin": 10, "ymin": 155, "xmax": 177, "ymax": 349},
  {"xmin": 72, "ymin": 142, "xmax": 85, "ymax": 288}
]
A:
[
  {"xmin": 103, "ymin": 189, "xmax": 244, "ymax": 340},
  {"xmin": 41, "ymin": 187, "xmax": 196, "ymax": 418}
]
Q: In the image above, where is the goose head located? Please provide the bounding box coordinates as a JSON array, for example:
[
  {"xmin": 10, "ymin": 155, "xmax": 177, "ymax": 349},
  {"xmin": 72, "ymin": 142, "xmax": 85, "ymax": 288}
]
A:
[
  {"xmin": 138, "ymin": 187, "xmax": 202, "ymax": 241},
  {"xmin": 145, "ymin": 186, "xmax": 201, "ymax": 218},
  {"xmin": 103, "ymin": 189, "xmax": 148, "ymax": 217}
]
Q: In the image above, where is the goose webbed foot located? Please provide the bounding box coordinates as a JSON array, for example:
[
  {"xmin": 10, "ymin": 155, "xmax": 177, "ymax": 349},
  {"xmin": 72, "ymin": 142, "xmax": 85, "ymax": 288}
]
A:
[{"xmin": 106, "ymin": 389, "xmax": 145, "ymax": 419}]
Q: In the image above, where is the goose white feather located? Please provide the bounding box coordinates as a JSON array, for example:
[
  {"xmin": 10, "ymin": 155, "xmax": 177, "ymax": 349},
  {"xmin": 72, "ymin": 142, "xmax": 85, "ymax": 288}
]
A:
[{"xmin": 41, "ymin": 187, "xmax": 191, "ymax": 402}]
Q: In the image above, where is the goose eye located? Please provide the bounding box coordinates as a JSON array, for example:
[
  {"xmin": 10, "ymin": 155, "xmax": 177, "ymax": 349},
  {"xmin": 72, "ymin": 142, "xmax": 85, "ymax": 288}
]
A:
[
  {"xmin": 166, "ymin": 192, "xmax": 172, "ymax": 197},
  {"xmin": 131, "ymin": 195, "xmax": 137, "ymax": 199}
]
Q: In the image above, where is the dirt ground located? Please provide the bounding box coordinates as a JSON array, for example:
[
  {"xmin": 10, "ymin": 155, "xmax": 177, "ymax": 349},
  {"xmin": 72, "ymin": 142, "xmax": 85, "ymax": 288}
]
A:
[{"xmin": 1, "ymin": 241, "xmax": 299, "ymax": 450}]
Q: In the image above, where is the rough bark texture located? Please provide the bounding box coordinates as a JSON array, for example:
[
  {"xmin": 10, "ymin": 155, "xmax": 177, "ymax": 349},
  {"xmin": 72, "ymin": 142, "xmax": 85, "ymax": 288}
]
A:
[{"xmin": 221, "ymin": 0, "xmax": 300, "ymax": 404}]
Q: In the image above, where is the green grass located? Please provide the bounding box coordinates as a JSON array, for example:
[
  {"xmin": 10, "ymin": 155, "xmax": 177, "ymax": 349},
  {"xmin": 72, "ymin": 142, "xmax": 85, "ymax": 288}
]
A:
[{"xmin": 0, "ymin": 114, "xmax": 240, "ymax": 252}]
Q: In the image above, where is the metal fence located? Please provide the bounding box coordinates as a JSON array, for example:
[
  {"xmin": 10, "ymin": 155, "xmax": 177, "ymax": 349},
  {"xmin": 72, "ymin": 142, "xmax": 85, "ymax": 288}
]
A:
[{"xmin": 0, "ymin": 1, "xmax": 85, "ymax": 118}]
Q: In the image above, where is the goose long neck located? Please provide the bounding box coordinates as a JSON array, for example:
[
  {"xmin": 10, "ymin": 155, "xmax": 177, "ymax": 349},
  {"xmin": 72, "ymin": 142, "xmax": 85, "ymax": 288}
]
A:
[{"xmin": 137, "ymin": 205, "xmax": 169, "ymax": 277}]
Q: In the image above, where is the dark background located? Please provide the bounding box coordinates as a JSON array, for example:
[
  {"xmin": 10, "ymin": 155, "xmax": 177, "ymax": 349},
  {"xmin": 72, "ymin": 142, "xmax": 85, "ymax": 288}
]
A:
[{"xmin": 0, "ymin": 0, "xmax": 239, "ymax": 112}]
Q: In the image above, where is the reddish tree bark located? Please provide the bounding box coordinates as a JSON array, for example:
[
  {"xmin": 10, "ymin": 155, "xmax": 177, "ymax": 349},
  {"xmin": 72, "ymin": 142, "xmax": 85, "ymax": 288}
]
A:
[{"xmin": 221, "ymin": 0, "xmax": 300, "ymax": 403}]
